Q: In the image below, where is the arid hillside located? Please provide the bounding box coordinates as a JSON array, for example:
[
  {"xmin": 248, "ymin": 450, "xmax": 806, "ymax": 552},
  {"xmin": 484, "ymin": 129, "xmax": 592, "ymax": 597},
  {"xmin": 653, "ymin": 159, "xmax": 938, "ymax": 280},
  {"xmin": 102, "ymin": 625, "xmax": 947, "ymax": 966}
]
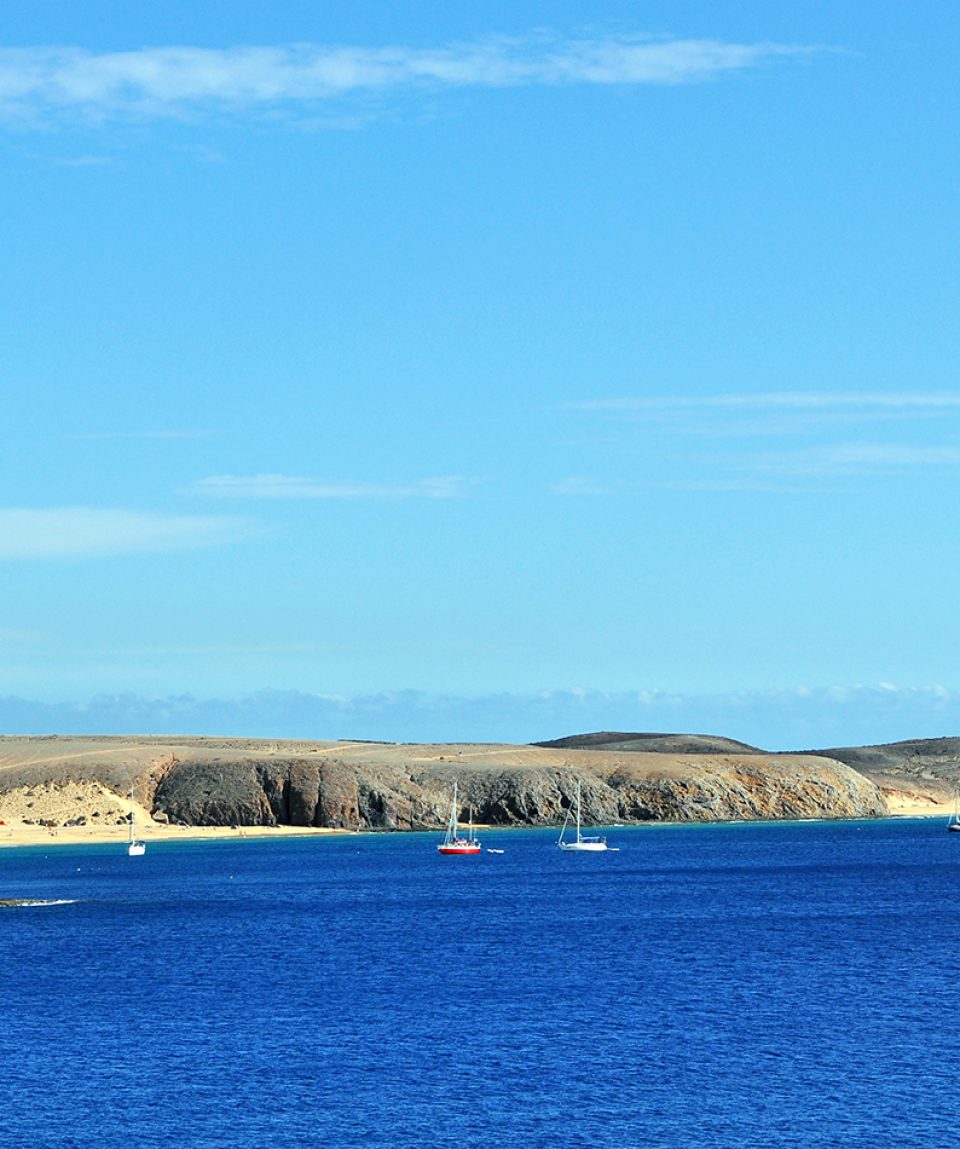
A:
[{"xmin": 1, "ymin": 730, "xmax": 940, "ymax": 835}]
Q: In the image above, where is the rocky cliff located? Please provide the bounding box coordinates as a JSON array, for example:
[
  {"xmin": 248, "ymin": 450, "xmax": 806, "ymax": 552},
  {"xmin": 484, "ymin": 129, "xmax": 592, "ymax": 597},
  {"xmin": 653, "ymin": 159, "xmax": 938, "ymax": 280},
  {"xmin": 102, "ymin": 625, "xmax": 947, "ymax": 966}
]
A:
[
  {"xmin": 146, "ymin": 739, "xmax": 886, "ymax": 827},
  {"xmin": 0, "ymin": 732, "xmax": 904, "ymax": 831}
]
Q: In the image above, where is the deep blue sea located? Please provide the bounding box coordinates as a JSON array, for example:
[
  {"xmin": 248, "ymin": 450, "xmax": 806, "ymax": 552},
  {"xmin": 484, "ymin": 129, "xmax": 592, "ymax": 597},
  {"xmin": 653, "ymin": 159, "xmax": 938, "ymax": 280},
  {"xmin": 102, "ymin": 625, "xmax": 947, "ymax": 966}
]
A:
[{"xmin": 2, "ymin": 819, "xmax": 958, "ymax": 1148}]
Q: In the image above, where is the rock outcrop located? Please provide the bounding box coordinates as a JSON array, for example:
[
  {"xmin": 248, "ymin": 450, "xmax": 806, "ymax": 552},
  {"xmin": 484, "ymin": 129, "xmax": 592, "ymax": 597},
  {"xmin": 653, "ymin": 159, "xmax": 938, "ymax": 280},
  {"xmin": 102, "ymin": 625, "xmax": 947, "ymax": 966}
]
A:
[
  {"xmin": 0, "ymin": 731, "xmax": 912, "ymax": 831},
  {"xmin": 149, "ymin": 745, "xmax": 885, "ymax": 828},
  {"xmin": 535, "ymin": 731, "xmax": 764, "ymax": 755}
]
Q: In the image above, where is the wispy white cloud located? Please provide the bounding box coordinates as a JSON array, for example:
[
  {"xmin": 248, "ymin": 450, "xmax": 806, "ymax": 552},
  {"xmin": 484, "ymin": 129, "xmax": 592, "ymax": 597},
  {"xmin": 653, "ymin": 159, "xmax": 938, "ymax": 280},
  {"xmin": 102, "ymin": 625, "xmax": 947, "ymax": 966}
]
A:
[
  {"xmin": 548, "ymin": 474, "xmax": 837, "ymax": 496},
  {"xmin": 46, "ymin": 152, "xmax": 116, "ymax": 167},
  {"xmin": 740, "ymin": 441, "xmax": 960, "ymax": 478},
  {"xmin": 561, "ymin": 391, "xmax": 960, "ymax": 486},
  {"xmin": 649, "ymin": 477, "xmax": 816, "ymax": 493},
  {"xmin": 0, "ymin": 508, "xmax": 246, "ymax": 559},
  {"xmin": 568, "ymin": 391, "xmax": 960, "ymax": 413},
  {"xmin": 189, "ymin": 473, "xmax": 468, "ymax": 499},
  {"xmin": 65, "ymin": 429, "xmax": 214, "ymax": 441},
  {"xmin": 0, "ymin": 35, "xmax": 814, "ymax": 125},
  {"xmin": 549, "ymin": 476, "xmax": 621, "ymax": 496}
]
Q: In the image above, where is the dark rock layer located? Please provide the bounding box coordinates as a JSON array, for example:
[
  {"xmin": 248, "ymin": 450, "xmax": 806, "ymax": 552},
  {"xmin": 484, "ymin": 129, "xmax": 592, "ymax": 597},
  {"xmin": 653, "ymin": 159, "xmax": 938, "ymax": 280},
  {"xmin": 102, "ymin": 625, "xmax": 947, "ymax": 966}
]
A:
[
  {"xmin": 151, "ymin": 751, "xmax": 885, "ymax": 829},
  {"xmin": 535, "ymin": 731, "xmax": 764, "ymax": 755}
]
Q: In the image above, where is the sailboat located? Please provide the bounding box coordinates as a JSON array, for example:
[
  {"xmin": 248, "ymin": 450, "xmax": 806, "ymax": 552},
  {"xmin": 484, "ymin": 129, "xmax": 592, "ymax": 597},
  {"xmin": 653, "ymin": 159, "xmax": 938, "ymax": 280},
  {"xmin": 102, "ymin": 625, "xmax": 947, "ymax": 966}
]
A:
[
  {"xmin": 437, "ymin": 781, "xmax": 481, "ymax": 855},
  {"xmin": 127, "ymin": 786, "xmax": 146, "ymax": 856},
  {"xmin": 558, "ymin": 780, "xmax": 608, "ymax": 852},
  {"xmin": 948, "ymin": 791, "xmax": 960, "ymax": 832}
]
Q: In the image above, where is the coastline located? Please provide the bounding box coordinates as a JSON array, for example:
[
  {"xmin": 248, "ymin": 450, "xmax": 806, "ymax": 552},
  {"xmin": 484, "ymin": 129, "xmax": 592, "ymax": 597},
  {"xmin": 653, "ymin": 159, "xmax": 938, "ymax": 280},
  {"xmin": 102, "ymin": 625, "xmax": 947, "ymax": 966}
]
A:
[
  {"xmin": 0, "ymin": 759, "xmax": 951, "ymax": 849},
  {"xmin": 1, "ymin": 805, "xmax": 951, "ymax": 850},
  {"xmin": 0, "ymin": 821, "xmax": 350, "ymax": 849},
  {"xmin": 879, "ymin": 792, "xmax": 951, "ymax": 819},
  {"xmin": 1, "ymin": 733, "xmax": 951, "ymax": 837}
]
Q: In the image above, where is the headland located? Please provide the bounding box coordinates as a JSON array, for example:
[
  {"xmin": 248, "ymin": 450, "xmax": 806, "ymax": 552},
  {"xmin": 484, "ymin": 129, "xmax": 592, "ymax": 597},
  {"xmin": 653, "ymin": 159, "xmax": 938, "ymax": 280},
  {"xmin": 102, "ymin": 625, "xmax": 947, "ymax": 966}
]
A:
[{"xmin": 1, "ymin": 729, "xmax": 955, "ymax": 847}]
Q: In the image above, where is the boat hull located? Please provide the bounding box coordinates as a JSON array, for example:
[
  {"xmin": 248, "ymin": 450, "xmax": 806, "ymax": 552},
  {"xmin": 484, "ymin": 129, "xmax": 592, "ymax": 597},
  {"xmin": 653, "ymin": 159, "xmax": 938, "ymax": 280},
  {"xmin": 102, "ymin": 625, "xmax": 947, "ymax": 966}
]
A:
[
  {"xmin": 437, "ymin": 843, "xmax": 481, "ymax": 855},
  {"xmin": 559, "ymin": 841, "xmax": 608, "ymax": 852}
]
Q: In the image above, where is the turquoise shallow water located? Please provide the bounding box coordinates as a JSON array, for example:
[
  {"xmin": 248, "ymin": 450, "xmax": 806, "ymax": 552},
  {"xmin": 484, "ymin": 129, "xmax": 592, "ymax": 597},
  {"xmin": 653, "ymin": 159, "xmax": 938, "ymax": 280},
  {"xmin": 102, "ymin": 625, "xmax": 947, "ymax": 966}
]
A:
[{"xmin": 2, "ymin": 818, "xmax": 957, "ymax": 1148}]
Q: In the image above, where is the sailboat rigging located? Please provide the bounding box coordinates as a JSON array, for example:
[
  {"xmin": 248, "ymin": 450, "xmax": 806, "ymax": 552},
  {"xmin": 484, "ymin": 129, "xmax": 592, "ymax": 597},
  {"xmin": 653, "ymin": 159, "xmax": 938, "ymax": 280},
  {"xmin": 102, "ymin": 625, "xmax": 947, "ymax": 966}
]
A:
[
  {"xmin": 557, "ymin": 780, "xmax": 608, "ymax": 852},
  {"xmin": 127, "ymin": 786, "xmax": 146, "ymax": 856},
  {"xmin": 948, "ymin": 790, "xmax": 960, "ymax": 832},
  {"xmin": 437, "ymin": 781, "xmax": 481, "ymax": 855}
]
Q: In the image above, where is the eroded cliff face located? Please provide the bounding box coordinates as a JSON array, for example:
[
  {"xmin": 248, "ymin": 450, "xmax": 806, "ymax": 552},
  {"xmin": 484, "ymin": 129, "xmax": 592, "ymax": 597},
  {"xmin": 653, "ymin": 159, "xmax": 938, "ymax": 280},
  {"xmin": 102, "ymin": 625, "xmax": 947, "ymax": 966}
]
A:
[
  {"xmin": 598, "ymin": 756, "xmax": 885, "ymax": 822},
  {"xmin": 151, "ymin": 758, "xmax": 371, "ymax": 828},
  {"xmin": 151, "ymin": 750, "xmax": 886, "ymax": 829},
  {"xmin": 0, "ymin": 734, "xmax": 896, "ymax": 830}
]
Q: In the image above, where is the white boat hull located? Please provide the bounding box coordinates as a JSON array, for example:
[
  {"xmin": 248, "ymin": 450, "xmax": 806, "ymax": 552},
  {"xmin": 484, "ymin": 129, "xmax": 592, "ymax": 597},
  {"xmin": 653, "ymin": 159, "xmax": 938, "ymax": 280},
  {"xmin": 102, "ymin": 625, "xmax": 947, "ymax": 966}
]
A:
[{"xmin": 557, "ymin": 780, "xmax": 609, "ymax": 852}]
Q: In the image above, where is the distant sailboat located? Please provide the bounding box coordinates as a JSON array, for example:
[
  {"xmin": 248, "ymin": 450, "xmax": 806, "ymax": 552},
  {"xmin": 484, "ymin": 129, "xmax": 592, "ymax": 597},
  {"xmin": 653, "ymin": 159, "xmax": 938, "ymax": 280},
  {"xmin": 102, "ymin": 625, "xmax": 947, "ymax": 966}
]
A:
[
  {"xmin": 437, "ymin": 781, "xmax": 481, "ymax": 855},
  {"xmin": 949, "ymin": 791, "xmax": 960, "ymax": 832},
  {"xmin": 127, "ymin": 786, "xmax": 146, "ymax": 856},
  {"xmin": 558, "ymin": 780, "xmax": 608, "ymax": 852}
]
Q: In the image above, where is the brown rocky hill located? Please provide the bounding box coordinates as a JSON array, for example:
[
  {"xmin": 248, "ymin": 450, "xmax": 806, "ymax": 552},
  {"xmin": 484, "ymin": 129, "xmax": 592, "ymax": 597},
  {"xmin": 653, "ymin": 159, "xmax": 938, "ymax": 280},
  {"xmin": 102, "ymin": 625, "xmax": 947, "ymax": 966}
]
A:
[
  {"xmin": 803, "ymin": 736, "xmax": 960, "ymax": 809},
  {"xmin": 0, "ymin": 732, "xmax": 894, "ymax": 830},
  {"xmin": 535, "ymin": 731, "xmax": 764, "ymax": 754}
]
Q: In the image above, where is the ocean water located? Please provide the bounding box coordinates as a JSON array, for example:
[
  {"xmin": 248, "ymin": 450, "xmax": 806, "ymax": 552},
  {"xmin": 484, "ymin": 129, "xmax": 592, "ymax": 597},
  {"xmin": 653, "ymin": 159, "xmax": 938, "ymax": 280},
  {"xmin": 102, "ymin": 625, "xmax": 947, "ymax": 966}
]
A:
[{"xmin": 2, "ymin": 819, "xmax": 957, "ymax": 1148}]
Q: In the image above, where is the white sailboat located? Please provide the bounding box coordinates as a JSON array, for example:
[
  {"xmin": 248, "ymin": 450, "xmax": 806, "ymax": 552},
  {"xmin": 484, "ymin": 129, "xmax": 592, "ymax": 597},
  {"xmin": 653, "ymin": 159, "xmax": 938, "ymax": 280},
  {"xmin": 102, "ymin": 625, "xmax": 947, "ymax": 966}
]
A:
[
  {"xmin": 437, "ymin": 781, "xmax": 481, "ymax": 855},
  {"xmin": 949, "ymin": 790, "xmax": 960, "ymax": 832},
  {"xmin": 557, "ymin": 780, "xmax": 608, "ymax": 852},
  {"xmin": 127, "ymin": 786, "xmax": 146, "ymax": 856}
]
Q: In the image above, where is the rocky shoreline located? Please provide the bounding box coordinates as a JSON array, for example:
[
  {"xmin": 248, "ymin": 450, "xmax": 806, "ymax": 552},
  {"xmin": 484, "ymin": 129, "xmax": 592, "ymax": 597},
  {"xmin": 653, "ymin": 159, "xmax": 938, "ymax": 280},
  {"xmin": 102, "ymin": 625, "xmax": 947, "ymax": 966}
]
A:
[{"xmin": 2, "ymin": 730, "xmax": 953, "ymax": 838}]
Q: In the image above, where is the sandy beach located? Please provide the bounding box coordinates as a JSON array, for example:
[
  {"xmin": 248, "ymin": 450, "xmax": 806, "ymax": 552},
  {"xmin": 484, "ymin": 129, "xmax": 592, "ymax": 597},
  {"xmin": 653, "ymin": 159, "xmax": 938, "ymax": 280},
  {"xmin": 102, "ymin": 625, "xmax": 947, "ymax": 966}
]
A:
[
  {"xmin": 0, "ymin": 823, "xmax": 351, "ymax": 849},
  {"xmin": 880, "ymin": 792, "xmax": 953, "ymax": 818},
  {"xmin": 0, "ymin": 820, "xmax": 349, "ymax": 849},
  {"xmin": 0, "ymin": 777, "xmax": 348, "ymax": 849}
]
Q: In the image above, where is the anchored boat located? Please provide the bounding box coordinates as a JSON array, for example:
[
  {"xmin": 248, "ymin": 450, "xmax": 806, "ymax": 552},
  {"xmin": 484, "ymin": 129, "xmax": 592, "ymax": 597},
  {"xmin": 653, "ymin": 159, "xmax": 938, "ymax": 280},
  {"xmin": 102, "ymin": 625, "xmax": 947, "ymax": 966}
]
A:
[
  {"xmin": 127, "ymin": 786, "xmax": 146, "ymax": 856},
  {"xmin": 437, "ymin": 781, "xmax": 481, "ymax": 855},
  {"xmin": 558, "ymin": 780, "xmax": 608, "ymax": 852}
]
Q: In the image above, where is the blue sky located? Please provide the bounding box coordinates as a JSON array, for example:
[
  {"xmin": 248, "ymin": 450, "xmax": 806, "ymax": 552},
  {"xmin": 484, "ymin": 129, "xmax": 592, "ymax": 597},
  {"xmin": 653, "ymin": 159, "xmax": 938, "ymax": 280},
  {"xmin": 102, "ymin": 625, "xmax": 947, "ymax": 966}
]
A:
[{"xmin": 2, "ymin": 2, "xmax": 960, "ymax": 747}]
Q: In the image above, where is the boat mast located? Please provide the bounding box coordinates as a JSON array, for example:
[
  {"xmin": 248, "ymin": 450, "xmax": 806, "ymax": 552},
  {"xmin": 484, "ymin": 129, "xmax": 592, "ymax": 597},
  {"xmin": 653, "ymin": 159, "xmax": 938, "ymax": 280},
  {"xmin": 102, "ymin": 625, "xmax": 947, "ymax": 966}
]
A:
[{"xmin": 557, "ymin": 795, "xmax": 570, "ymax": 845}]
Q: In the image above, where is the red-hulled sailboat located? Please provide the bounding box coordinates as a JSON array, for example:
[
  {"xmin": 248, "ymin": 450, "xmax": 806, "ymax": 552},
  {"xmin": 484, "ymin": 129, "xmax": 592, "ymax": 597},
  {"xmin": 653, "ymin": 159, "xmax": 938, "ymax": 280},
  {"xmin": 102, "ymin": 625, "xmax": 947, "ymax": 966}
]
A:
[{"xmin": 437, "ymin": 781, "xmax": 481, "ymax": 855}]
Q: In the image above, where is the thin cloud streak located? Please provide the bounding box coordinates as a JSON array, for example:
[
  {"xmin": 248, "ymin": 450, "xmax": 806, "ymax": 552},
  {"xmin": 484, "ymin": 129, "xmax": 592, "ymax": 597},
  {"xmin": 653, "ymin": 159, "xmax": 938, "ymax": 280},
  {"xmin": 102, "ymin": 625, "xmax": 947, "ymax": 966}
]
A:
[
  {"xmin": 47, "ymin": 153, "xmax": 116, "ymax": 167},
  {"xmin": 0, "ymin": 508, "xmax": 247, "ymax": 559},
  {"xmin": 0, "ymin": 36, "xmax": 814, "ymax": 124},
  {"xmin": 568, "ymin": 391, "xmax": 960, "ymax": 413},
  {"xmin": 549, "ymin": 476, "xmax": 620, "ymax": 496},
  {"xmin": 742, "ymin": 441, "xmax": 960, "ymax": 477},
  {"xmin": 190, "ymin": 474, "xmax": 468, "ymax": 499},
  {"xmin": 562, "ymin": 391, "xmax": 960, "ymax": 486},
  {"xmin": 66, "ymin": 429, "xmax": 214, "ymax": 441}
]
